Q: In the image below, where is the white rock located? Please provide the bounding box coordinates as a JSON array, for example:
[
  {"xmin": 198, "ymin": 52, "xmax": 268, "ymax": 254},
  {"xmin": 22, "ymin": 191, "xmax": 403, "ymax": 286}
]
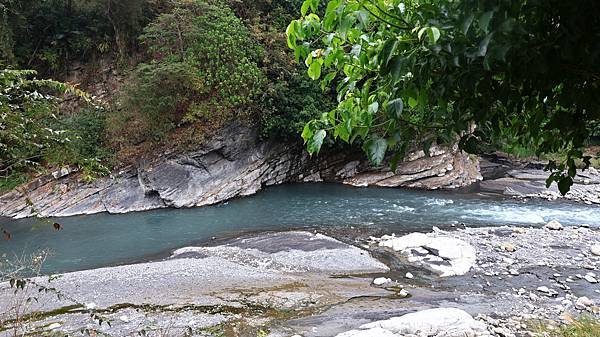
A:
[
  {"xmin": 536, "ymin": 286, "xmax": 558, "ymax": 296},
  {"xmin": 575, "ymin": 296, "xmax": 594, "ymax": 309},
  {"xmin": 336, "ymin": 308, "xmax": 488, "ymax": 337},
  {"xmin": 46, "ymin": 323, "xmax": 62, "ymax": 330},
  {"xmin": 373, "ymin": 277, "xmax": 392, "ymax": 286},
  {"xmin": 398, "ymin": 289, "xmax": 409, "ymax": 298},
  {"xmin": 545, "ymin": 220, "xmax": 563, "ymax": 230},
  {"xmin": 379, "ymin": 233, "xmax": 476, "ymax": 277},
  {"xmin": 591, "ymin": 244, "xmax": 600, "ymax": 256},
  {"xmin": 119, "ymin": 315, "xmax": 130, "ymax": 323},
  {"xmin": 584, "ymin": 275, "xmax": 598, "ymax": 283},
  {"xmin": 405, "ymin": 272, "xmax": 414, "ymax": 279},
  {"xmin": 379, "ymin": 232, "xmax": 431, "ymax": 251},
  {"xmin": 493, "ymin": 327, "xmax": 506, "ymax": 336},
  {"xmin": 85, "ymin": 302, "xmax": 97, "ymax": 310}
]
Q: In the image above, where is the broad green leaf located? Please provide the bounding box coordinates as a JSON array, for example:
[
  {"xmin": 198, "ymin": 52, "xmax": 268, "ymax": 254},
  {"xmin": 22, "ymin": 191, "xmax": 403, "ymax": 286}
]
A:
[
  {"xmin": 388, "ymin": 55, "xmax": 403, "ymax": 81},
  {"xmin": 301, "ymin": 0, "xmax": 311, "ymax": 16},
  {"xmin": 427, "ymin": 27, "xmax": 441, "ymax": 44},
  {"xmin": 364, "ymin": 137, "xmax": 388, "ymax": 166},
  {"xmin": 557, "ymin": 176, "xmax": 573, "ymax": 196},
  {"xmin": 479, "ymin": 11, "xmax": 494, "ymax": 33},
  {"xmin": 308, "ymin": 129, "xmax": 327, "ymax": 154},
  {"xmin": 308, "ymin": 60, "xmax": 322, "ymax": 80},
  {"xmin": 368, "ymin": 101, "xmax": 379, "ymax": 114},
  {"xmin": 462, "ymin": 14, "xmax": 474, "ymax": 35},
  {"xmin": 335, "ymin": 123, "xmax": 350, "ymax": 142},
  {"xmin": 301, "ymin": 123, "xmax": 313, "ymax": 144},
  {"xmin": 379, "ymin": 38, "xmax": 398, "ymax": 70},
  {"xmin": 477, "ymin": 33, "xmax": 493, "ymax": 57},
  {"xmin": 417, "ymin": 27, "xmax": 427, "ymax": 41},
  {"xmin": 387, "ymin": 98, "xmax": 403, "ymax": 118}
]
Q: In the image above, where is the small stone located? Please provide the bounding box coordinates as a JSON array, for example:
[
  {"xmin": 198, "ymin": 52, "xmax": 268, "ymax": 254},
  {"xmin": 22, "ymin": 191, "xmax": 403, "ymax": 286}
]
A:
[
  {"xmin": 501, "ymin": 243, "xmax": 516, "ymax": 252},
  {"xmin": 575, "ymin": 296, "xmax": 594, "ymax": 309},
  {"xmin": 373, "ymin": 277, "xmax": 392, "ymax": 286},
  {"xmin": 502, "ymin": 257, "xmax": 515, "ymax": 265},
  {"xmin": 46, "ymin": 323, "xmax": 62, "ymax": 330},
  {"xmin": 585, "ymin": 275, "xmax": 598, "ymax": 283},
  {"xmin": 513, "ymin": 227, "xmax": 527, "ymax": 234},
  {"xmin": 398, "ymin": 289, "xmax": 409, "ymax": 298},
  {"xmin": 537, "ymin": 286, "xmax": 558, "ymax": 297},
  {"xmin": 581, "ymin": 224, "xmax": 591, "ymax": 228},
  {"xmin": 119, "ymin": 315, "xmax": 130, "ymax": 323},
  {"xmin": 591, "ymin": 244, "xmax": 600, "ymax": 256},
  {"xmin": 405, "ymin": 272, "xmax": 414, "ymax": 279},
  {"xmin": 492, "ymin": 327, "xmax": 506, "ymax": 336},
  {"xmin": 545, "ymin": 220, "xmax": 563, "ymax": 230},
  {"xmin": 509, "ymin": 269, "xmax": 520, "ymax": 276}
]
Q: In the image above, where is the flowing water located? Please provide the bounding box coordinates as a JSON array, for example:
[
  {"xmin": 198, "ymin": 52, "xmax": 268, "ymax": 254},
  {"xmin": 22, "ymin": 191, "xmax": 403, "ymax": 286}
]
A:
[{"xmin": 1, "ymin": 183, "xmax": 599, "ymax": 274}]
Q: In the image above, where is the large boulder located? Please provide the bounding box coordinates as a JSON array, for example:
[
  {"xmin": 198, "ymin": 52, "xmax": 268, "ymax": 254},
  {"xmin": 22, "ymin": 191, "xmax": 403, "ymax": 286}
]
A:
[
  {"xmin": 378, "ymin": 233, "xmax": 476, "ymax": 277},
  {"xmin": 336, "ymin": 308, "xmax": 489, "ymax": 337}
]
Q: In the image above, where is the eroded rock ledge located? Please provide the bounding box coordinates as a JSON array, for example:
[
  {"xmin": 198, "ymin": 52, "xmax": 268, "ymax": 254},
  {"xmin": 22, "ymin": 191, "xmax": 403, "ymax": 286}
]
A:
[{"xmin": 0, "ymin": 124, "xmax": 480, "ymax": 218}]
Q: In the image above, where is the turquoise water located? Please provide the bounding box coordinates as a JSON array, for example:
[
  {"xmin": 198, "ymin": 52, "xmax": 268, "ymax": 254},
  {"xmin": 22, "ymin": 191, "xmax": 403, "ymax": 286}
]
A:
[{"xmin": 1, "ymin": 183, "xmax": 599, "ymax": 274}]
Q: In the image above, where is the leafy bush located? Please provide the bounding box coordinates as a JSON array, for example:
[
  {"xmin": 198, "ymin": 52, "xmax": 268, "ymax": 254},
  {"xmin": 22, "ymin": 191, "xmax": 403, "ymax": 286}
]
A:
[
  {"xmin": 0, "ymin": 69, "xmax": 110, "ymax": 187},
  {"xmin": 114, "ymin": 0, "xmax": 264, "ymax": 145},
  {"xmin": 260, "ymin": 68, "xmax": 334, "ymax": 140},
  {"xmin": 230, "ymin": 0, "xmax": 335, "ymax": 141},
  {"xmin": 0, "ymin": 69, "xmax": 86, "ymax": 176}
]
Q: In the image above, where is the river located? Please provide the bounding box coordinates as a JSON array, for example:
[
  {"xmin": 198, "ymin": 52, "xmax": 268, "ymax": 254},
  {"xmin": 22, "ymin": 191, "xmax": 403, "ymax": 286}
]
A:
[{"xmin": 1, "ymin": 183, "xmax": 599, "ymax": 274}]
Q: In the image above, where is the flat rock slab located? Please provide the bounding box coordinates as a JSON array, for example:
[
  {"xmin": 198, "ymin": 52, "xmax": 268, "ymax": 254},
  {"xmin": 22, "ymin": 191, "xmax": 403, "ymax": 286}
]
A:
[
  {"xmin": 0, "ymin": 231, "xmax": 388, "ymax": 336},
  {"xmin": 174, "ymin": 231, "xmax": 388, "ymax": 274}
]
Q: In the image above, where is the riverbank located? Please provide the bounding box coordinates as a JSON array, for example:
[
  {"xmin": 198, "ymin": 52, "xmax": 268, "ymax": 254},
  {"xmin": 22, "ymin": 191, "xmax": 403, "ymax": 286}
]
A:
[
  {"xmin": 1, "ymin": 222, "xmax": 598, "ymax": 336},
  {"xmin": 0, "ymin": 123, "xmax": 481, "ymax": 219}
]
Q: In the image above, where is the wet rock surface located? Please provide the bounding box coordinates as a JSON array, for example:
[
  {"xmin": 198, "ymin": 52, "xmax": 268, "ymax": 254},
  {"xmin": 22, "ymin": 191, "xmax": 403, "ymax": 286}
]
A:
[{"xmin": 0, "ymin": 124, "xmax": 480, "ymax": 219}]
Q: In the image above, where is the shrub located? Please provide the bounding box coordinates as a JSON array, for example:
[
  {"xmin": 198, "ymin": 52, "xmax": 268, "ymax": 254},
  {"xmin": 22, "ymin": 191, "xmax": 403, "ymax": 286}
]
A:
[{"xmin": 114, "ymin": 0, "xmax": 264, "ymax": 146}]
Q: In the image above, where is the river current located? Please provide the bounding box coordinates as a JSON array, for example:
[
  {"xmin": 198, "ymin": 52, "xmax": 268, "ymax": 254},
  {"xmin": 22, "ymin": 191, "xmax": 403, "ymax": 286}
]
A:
[{"xmin": 1, "ymin": 183, "xmax": 599, "ymax": 274}]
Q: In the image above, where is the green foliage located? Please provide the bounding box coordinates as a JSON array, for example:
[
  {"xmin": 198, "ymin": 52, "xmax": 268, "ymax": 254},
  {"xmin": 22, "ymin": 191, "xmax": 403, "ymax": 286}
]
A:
[
  {"xmin": 116, "ymin": 0, "xmax": 264, "ymax": 145},
  {"xmin": 0, "ymin": 69, "xmax": 84, "ymax": 176},
  {"xmin": 115, "ymin": 62, "xmax": 202, "ymax": 143},
  {"xmin": 0, "ymin": 69, "xmax": 109, "ymax": 185},
  {"xmin": 1, "ymin": 0, "xmax": 160, "ymax": 73},
  {"xmin": 260, "ymin": 66, "xmax": 335, "ymax": 140},
  {"xmin": 288, "ymin": 0, "xmax": 600, "ymax": 193}
]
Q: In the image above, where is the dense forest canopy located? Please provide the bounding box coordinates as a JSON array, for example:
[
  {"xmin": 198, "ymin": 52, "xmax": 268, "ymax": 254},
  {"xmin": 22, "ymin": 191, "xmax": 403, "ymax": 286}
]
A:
[
  {"xmin": 288, "ymin": 0, "xmax": 600, "ymax": 193},
  {"xmin": 0, "ymin": 0, "xmax": 599, "ymax": 194}
]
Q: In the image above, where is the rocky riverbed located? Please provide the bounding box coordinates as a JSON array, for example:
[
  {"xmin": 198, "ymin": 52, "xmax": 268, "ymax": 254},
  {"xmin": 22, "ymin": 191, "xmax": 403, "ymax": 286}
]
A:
[{"xmin": 1, "ymin": 222, "xmax": 599, "ymax": 336}]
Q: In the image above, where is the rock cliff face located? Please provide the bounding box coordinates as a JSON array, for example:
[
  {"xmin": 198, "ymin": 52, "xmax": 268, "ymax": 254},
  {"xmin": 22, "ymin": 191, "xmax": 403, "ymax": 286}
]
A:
[{"xmin": 0, "ymin": 124, "xmax": 481, "ymax": 218}]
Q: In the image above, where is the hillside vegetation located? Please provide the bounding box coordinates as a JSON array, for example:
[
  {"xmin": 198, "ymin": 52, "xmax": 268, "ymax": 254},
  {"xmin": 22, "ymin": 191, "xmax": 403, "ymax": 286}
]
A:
[
  {"xmin": 0, "ymin": 0, "xmax": 334, "ymax": 190},
  {"xmin": 1, "ymin": 0, "xmax": 600, "ymax": 194}
]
